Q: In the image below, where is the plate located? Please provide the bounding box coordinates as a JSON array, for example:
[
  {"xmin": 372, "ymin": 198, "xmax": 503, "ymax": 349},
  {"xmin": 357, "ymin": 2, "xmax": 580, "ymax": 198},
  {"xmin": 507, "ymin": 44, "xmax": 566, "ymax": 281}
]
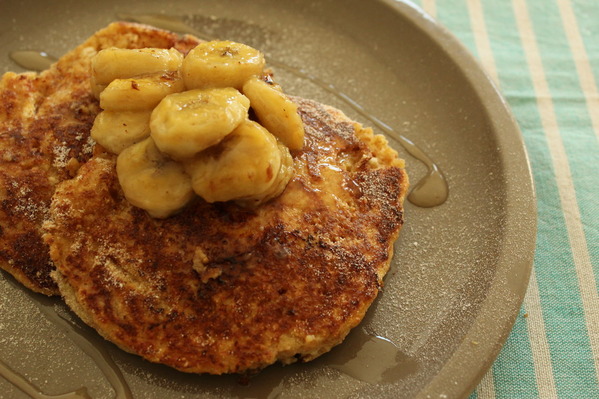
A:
[{"xmin": 0, "ymin": 0, "xmax": 536, "ymax": 398}]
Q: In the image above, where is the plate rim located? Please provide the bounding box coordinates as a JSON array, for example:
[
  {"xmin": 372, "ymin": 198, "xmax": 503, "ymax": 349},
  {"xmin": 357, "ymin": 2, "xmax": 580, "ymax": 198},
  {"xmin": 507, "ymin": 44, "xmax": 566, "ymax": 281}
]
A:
[{"xmin": 382, "ymin": 1, "xmax": 537, "ymax": 397}]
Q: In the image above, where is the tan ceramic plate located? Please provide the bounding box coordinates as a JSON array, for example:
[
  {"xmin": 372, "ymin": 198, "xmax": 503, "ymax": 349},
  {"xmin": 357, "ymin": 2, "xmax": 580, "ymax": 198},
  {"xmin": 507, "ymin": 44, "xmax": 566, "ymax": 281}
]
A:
[{"xmin": 0, "ymin": 0, "xmax": 536, "ymax": 398}]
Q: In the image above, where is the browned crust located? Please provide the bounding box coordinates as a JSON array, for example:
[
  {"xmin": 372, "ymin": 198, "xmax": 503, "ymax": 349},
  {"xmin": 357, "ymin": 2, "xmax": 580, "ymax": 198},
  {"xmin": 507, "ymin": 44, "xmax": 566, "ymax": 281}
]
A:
[
  {"xmin": 43, "ymin": 96, "xmax": 408, "ymax": 374},
  {"xmin": 0, "ymin": 22, "xmax": 201, "ymax": 295}
]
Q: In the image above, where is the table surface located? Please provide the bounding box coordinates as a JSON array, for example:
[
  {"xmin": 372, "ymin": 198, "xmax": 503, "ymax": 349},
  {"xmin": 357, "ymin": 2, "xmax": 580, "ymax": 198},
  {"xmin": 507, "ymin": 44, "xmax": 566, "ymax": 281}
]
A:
[{"xmin": 410, "ymin": 0, "xmax": 599, "ymax": 398}]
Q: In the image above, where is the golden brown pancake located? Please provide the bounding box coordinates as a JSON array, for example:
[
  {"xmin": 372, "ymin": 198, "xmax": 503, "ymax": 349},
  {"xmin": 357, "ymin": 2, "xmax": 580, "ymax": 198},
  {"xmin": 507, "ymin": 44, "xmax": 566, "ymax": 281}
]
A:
[
  {"xmin": 0, "ymin": 22, "xmax": 200, "ymax": 295},
  {"xmin": 43, "ymin": 95, "xmax": 408, "ymax": 374}
]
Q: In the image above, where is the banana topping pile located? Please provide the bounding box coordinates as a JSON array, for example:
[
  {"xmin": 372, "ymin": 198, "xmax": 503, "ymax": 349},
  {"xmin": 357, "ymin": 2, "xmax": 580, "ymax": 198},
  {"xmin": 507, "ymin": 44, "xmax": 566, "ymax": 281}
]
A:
[{"xmin": 90, "ymin": 41, "xmax": 304, "ymax": 218}]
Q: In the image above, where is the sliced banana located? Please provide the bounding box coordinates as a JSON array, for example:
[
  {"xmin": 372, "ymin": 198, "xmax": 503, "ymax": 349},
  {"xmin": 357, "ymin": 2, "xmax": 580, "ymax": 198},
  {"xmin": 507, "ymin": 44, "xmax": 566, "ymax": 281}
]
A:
[
  {"xmin": 92, "ymin": 47, "xmax": 184, "ymax": 86},
  {"xmin": 236, "ymin": 142, "xmax": 294, "ymax": 207},
  {"xmin": 116, "ymin": 137, "xmax": 194, "ymax": 218},
  {"xmin": 91, "ymin": 110, "xmax": 152, "ymax": 154},
  {"xmin": 150, "ymin": 88, "xmax": 250, "ymax": 160},
  {"xmin": 99, "ymin": 71, "xmax": 185, "ymax": 111},
  {"xmin": 242, "ymin": 76, "xmax": 305, "ymax": 150},
  {"xmin": 182, "ymin": 40, "xmax": 265, "ymax": 90},
  {"xmin": 184, "ymin": 120, "xmax": 287, "ymax": 203},
  {"xmin": 95, "ymin": 42, "xmax": 301, "ymax": 217}
]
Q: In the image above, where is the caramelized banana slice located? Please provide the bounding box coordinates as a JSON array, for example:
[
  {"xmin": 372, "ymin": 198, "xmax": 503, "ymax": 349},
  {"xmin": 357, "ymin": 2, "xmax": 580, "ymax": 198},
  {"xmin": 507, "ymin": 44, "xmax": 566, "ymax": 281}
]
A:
[
  {"xmin": 91, "ymin": 110, "xmax": 151, "ymax": 154},
  {"xmin": 182, "ymin": 40, "xmax": 265, "ymax": 89},
  {"xmin": 92, "ymin": 47, "xmax": 184, "ymax": 86},
  {"xmin": 100, "ymin": 72, "xmax": 185, "ymax": 111},
  {"xmin": 242, "ymin": 77, "xmax": 305, "ymax": 150},
  {"xmin": 150, "ymin": 88, "xmax": 250, "ymax": 160},
  {"xmin": 236, "ymin": 141, "xmax": 294, "ymax": 207},
  {"xmin": 117, "ymin": 137, "xmax": 194, "ymax": 218},
  {"xmin": 184, "ymin": 120, "xmax": 286, "ymax": 203}
]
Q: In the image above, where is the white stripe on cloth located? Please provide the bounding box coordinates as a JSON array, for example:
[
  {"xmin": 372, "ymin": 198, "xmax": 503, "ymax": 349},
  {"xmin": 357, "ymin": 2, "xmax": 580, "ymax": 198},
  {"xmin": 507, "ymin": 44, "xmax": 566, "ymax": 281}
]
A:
[
  {"xmin": 477, "ymin": 370, "xmax": 497, "ymax": 399},
  {"xmin": 466, "ymin": 0, "xmax": 499, "ymax": 84},
  {"xmin": 512, "ymin": 0, "xmax": 599, "ymax": 384},
  {"xmin": 557, "ymin": 0, "xmax": 599, "ymax": 140},
  {"xmin": 421, "ymin": 0, "xmax": 437, "ymax": 19},
  {"xmin": 523, "ymin": 271, "xmax": 558, "ymax": 398}
]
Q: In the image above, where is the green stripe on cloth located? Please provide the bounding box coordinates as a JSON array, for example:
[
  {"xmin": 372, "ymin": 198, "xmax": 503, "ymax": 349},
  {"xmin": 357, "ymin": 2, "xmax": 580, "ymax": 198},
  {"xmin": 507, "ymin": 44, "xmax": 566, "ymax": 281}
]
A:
[
  {"xmin": 491, "ymin": 309, "xmax": 540, "ymax": 398},
  {"xmin": 435, "ymin": 1, "xmax": 478, "ymax": 59}
]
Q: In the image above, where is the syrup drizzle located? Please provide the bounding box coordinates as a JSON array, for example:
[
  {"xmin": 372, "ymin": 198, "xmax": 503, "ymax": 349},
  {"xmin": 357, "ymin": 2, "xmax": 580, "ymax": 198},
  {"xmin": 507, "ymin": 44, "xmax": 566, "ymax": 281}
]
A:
[
  {"xmin": 33, "ymin": 297, "xmax": 133, "ymax": 399},
  {"xmin": 267, "ymin": 60, "xmax": 449, "ymax": 208},
  {"xmin": 228, "ymin": 328, "xmax": 416, "ymax": 398},
  {"xmin": 9, "ymin": 51, "xmax": 57, "ymax": 72},
  {"xmin": 0, "ymin": 274, "xmax": 132, "ymax": 399},
  {"xmin": 325, "ymin": 327, "xmax": 417, "ymax": 384},
  {"xmin": 0, "ymin": 359, "xmax": 90, "ymax": 399}
]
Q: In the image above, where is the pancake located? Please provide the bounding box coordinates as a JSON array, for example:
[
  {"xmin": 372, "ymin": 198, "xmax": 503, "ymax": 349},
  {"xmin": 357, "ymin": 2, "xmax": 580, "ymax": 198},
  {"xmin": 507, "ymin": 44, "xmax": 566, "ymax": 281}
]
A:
[
  {"xmin": 0, "ymin": 22, "xmax": 201, "ymax": 295},
  {"xmin": 43, "ymin": 95, "xmax": 408, "ymax": 374}
]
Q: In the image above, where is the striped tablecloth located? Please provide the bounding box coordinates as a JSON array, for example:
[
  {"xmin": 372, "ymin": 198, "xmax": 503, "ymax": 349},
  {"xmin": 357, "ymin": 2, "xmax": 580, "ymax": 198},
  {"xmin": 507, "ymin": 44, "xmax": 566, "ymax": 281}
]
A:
[{"xmin": 408, "ymin": 0, "xmax": 599, "ymax": 397}]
